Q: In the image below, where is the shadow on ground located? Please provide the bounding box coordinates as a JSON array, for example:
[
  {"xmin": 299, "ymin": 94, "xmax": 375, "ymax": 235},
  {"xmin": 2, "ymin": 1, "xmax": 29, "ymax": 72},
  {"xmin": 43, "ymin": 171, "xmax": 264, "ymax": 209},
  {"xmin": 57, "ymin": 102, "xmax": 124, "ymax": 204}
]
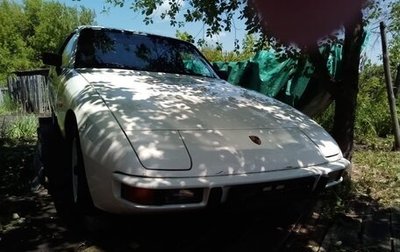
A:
[{"xmin": 0, "ymin": 139, "xmax": 82, "ymax": 251}]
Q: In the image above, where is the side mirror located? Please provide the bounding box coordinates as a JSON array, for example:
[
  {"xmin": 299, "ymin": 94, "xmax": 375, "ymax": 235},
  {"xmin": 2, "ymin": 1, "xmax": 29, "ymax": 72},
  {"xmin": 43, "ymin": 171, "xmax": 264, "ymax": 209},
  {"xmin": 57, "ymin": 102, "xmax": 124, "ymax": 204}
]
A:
[{"xmin": 41, "ymin": 52, "xmax": 61, "ymax": 67}]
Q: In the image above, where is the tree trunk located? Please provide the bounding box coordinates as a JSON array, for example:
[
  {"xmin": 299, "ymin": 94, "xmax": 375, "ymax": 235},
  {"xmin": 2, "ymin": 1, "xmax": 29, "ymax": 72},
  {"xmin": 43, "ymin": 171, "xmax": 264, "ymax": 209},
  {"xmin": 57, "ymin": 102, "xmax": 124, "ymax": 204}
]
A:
[
  {"xmin": 306, "ymin": 11, "xmax": 364, "ymax": 160},
  {"xmin": 331, "ymin": 11, "xmax": 364, "ymax": 160}
]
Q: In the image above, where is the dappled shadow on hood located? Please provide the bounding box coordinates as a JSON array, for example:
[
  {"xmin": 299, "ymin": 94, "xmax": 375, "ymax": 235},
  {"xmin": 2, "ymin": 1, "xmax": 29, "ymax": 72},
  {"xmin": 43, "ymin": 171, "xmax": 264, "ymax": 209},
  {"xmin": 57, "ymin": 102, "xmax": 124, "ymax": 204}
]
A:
[{"xmin": 77, "ymin": 68, "xmax": 307, "ymax": 131}]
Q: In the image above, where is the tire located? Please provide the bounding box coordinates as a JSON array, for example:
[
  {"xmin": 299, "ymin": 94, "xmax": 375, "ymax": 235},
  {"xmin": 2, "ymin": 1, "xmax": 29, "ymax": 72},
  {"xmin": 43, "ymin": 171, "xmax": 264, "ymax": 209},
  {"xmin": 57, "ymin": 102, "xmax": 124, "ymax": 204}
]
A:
[
  {"xmin": 48, "ymin": 118, "xmax": 95, "ymax": 225},
  {"xmin": 68, "ymin": 125, "xmax": 94, "ymax": 214}
]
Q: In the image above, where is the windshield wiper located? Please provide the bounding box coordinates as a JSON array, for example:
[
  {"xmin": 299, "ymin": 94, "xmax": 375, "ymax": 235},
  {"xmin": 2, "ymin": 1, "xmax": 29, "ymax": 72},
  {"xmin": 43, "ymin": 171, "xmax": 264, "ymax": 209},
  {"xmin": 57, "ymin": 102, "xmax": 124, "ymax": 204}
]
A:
[
  {"xmin": 89, "ymin": 62, "xmax": 139, "ymax": 70},
  {"xmin": 182, "ymin": 71, "xmax": 215, "ymax": 78}
]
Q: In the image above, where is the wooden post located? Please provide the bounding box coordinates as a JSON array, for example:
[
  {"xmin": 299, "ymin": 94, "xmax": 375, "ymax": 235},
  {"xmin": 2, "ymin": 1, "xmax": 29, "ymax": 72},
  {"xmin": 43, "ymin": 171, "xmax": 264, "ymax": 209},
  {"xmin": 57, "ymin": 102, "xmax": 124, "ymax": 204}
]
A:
[
  {"xmin": 380, "ymin": 21, "xmax": 400, "ymax": 150},
  {"xmin": 394, "ymin": 64, "xmax": 400, "ymax": 98}
]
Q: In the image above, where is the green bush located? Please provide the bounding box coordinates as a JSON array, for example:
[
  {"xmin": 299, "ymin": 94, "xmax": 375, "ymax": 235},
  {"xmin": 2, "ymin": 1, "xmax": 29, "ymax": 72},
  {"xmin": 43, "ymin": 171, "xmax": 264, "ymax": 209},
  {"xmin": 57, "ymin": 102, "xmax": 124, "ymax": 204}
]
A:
[
  {"xmin": 314, "ymin": 63, "xmax": 395, "ymax": 144},
  {"xmin": 356, "ymin": 64, "xmax": 392, "ymax": 141}
]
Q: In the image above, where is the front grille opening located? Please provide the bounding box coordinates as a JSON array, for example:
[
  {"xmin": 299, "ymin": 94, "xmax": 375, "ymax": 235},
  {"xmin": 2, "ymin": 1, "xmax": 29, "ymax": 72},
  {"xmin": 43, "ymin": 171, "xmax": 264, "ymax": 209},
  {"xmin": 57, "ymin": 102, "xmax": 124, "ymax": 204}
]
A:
[
  {"xmin": 207, "ymin": 187, "xmax": 223, "ymax": 207},
  {"xmin": 327, "ymin": 170, "xmax": 344, "ymax": 183},
  {"xmin": 227, "ymin": 176, "xmax": 317, "ymax": 203}
]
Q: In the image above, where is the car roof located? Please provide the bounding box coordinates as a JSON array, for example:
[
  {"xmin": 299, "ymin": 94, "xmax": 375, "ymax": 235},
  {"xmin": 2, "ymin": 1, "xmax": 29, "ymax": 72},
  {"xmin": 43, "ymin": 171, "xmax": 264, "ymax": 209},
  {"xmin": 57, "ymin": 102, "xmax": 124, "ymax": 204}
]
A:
[{"xmin": 74, "ymin": 25, "xmax": 183, "ymax": 43}]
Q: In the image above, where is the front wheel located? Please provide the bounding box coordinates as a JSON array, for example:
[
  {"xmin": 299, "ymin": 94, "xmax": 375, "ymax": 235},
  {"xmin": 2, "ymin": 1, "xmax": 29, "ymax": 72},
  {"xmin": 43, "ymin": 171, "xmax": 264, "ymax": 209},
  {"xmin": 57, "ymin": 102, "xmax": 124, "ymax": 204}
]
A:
[
  {"xmin": 51, "ymin": 120, "xmax": 95, "ymax": 225},
  {"xmin": 67, "ymin": 123, "xmax": 95, "ymax": 215}
]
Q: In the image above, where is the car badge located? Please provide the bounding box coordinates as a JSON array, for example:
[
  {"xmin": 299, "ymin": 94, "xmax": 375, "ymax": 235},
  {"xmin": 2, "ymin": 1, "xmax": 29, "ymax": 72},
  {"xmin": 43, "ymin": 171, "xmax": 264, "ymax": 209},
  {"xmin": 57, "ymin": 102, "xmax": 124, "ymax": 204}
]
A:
[{"xmin": 249, "ymin": 135, "xmax": 262, "ymax": 145}]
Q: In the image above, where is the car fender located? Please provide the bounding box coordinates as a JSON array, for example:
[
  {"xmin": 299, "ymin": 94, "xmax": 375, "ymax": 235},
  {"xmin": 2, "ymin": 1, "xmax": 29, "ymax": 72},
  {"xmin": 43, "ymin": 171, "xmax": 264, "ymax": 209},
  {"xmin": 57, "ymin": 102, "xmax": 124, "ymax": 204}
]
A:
[{"xmin": 61, "ymin": 70, "xmax": 145, "ymax": 208}]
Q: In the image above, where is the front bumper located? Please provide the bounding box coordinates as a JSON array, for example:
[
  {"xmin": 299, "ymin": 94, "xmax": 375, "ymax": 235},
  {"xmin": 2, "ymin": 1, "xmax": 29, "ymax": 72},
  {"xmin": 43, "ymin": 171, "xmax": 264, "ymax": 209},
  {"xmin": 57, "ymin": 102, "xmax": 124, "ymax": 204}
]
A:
[{"xmin": 94, "ymin": 158, "xmax": 350, "ymax": 214}]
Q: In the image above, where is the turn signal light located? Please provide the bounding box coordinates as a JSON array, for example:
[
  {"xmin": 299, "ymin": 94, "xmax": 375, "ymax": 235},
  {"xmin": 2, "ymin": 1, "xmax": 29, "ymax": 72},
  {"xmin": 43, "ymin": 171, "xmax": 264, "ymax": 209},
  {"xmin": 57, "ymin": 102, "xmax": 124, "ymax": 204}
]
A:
[{"xmin": 121, "ymin": 184, "xmax": 203, "ymax": 206}]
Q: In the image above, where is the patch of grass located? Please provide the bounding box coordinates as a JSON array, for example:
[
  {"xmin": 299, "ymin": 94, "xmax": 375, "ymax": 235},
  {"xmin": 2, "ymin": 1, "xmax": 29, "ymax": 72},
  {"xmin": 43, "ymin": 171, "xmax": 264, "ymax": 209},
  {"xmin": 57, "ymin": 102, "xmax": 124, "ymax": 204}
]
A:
[
  {"xmin": 1, "ymin": 115, "xmax": 38, "ymax": 141},
  {"xmin": 351, "ymin": 147, "xmax": 400, "ymax": 207},
  {"xmin": 320, "ymin": 138, "xmax": 400, "ymax": 210},
  {"xmin": 314, "ymin": 138, "xmax": 400, "ymax": 223}
]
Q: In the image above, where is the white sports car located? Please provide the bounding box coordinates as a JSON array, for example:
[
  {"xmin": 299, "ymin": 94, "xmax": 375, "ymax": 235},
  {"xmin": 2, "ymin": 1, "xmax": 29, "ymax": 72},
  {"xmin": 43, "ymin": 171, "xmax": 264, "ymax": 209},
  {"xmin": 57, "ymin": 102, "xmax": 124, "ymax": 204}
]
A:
[{"xmin": 42, "ymin": 26, "xmax": 350, "ymax": 215}]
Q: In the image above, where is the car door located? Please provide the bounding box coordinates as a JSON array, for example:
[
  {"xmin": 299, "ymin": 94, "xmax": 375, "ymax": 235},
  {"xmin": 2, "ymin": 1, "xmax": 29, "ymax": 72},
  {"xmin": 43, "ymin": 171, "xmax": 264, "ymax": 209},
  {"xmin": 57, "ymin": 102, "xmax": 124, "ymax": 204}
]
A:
[{"xmin": 48, "ymin": 32, "xmax": 79, "ymax": 136}]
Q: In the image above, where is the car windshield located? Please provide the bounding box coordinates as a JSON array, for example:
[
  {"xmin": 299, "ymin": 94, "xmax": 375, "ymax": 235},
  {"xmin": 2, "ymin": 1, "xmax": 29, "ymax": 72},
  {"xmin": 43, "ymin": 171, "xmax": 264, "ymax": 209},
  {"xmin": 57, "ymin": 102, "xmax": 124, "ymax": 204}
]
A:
[{"xmin": 75, "ymin": 28, "xmax": 216, "ymax": 78}]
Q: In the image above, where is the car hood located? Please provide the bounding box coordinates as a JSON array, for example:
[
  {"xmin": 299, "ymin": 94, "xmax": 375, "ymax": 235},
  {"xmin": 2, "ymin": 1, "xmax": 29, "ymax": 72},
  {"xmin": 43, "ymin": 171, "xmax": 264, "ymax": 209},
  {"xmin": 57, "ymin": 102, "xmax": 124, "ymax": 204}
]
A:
[{"xmin": 79, "ymin": 69, "xmax": 336, "ymax": 174}]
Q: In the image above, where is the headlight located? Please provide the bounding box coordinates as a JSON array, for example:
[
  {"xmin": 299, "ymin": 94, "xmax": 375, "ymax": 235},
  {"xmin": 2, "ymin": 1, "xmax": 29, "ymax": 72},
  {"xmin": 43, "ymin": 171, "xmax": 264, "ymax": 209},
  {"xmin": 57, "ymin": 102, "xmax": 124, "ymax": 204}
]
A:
[{"xmin": 300, "ymin": 125, "xmax": 342, "ymax": 160}]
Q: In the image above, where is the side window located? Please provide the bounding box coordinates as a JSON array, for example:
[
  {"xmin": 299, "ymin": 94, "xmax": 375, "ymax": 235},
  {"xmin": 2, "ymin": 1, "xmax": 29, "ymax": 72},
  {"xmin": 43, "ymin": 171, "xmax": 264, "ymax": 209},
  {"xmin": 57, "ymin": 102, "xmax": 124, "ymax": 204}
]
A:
[{"xmin": 61, "ymin": 33, "xmax": 78, "ymax": 67}]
